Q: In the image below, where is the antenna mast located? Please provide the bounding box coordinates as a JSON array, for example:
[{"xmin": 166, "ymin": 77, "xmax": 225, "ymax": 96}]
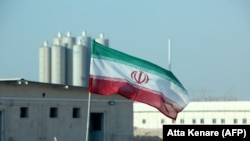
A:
[{"xmin": 168, "ymin": 38, "xmax": 171, "ymax": 71}]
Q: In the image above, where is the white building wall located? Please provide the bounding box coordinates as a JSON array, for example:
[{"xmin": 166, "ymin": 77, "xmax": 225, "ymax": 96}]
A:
[{"xmin": 134, "ymin": 101, "xmax": 250, "ymax": 129}]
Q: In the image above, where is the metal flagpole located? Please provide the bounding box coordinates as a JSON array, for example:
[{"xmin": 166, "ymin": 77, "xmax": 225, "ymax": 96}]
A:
[
  {"xmin": 168, "ymin": 38, "xmax": 172, "ymax": 71},
  {"xmin": 85, "ymin": 39, "xmax": 93, "ymax": 141},
  {"xmin": 85, "ymin": 91, "xmax": 92, "ymax": 141}
]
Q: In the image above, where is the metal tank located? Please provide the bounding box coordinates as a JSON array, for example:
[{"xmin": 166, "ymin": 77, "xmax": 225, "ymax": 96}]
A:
[
  {"xmin": 95, "ymin": 33, "xmax": 109, "ymax": 46},
  {"xmin": 76, "ymin": 31, "xmax": 91, "ymax": 47},
  {"xmin": 73, "ymin": 31, "xmax": 92, "ymax": 87},
  {"xmin": 62, "ymin": 31, "xmax": 76, "ymax": 85},
  {"xmin": 39, "ymin": 41, "xmax": 51, "ymax": 83},
  {"xmin": 53, "ymin": 32, "xmax": 63, "ymax": 46},
  {"xmin": 51, "ymin": 34, "xmax": 66, "ymax": 85}
]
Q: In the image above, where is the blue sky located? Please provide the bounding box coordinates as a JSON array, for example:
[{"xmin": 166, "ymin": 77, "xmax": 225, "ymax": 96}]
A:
[{"xmin": 0, "ymin": 0, "xmax": 250, "ymax": 100}]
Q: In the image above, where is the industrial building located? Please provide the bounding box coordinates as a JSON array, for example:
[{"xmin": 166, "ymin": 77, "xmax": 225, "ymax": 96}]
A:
[
  {"xmin": 0, "ymin": 78, "xmax": 133, "ymax": 141},
  {"xmin": 134, "ymin": 101, "xmax": 250, "ymax": 138}
]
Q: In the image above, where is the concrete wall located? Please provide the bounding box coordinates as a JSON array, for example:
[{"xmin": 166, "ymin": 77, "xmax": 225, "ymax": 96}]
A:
[{"xmin": 0, "ymin": 79, "xmax": 133, "ymax": 141}]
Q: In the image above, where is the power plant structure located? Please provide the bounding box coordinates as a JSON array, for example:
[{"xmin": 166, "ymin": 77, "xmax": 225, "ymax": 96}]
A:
[{"xmin": 39, "ymin": 31, "xmax": 109, "ymax": 87}]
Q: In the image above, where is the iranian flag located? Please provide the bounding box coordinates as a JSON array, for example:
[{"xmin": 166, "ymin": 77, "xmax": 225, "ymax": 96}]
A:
[{"xmin": 88, "ymin": 40, "xmax": 190, "ymax": 120}]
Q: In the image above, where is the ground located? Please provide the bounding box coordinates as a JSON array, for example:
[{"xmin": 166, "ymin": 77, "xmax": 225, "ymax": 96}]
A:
[{"xmin": 133, "ymin": 127, "xmax": 162, "ymax": 141}]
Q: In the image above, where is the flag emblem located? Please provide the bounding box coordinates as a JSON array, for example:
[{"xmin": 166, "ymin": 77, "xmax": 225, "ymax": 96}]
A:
[{"xmin": 131, "ymin": 70, "xmax": 149, "ymax": 84}]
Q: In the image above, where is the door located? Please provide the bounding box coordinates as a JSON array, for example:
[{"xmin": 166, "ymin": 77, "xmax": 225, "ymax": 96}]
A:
[
  {"xmin": 89, "ymin": 113, "xmax": 104, "ymax": 141},
  {"xmin": 0, "ymin": 111, "xmax": 2, "ymax": 141}
]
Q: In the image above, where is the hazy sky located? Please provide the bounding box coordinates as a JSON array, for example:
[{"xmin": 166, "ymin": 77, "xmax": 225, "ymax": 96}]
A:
[{"xmin": 0, "ymin": 0, "xmax": 250, "ymax": 100}]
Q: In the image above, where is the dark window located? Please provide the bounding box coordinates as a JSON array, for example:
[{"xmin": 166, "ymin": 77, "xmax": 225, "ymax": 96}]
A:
[
  {"xmin": 172, "ymin": 119, "xmax": 176, "ymax": 124},
  {"xmin": 20, "ymin": 107, "xmax": 28, "ymax": 118},
  {"xmin": 200, "ymin": 118, "xmax": 204, "ymax": 124},
  {"xmin": 243, "ymin": 118, "xmax": 247, "ymax": 124},
  {"xmin": 50, "ymin": 107, "xmax": 58, "ymax": 118},
  {"xmin": 161, "ymin": 119, "xmax": 165, "ymax": 124},
  {"xmin": 212, "ymin": 118, "xmax": 216, "ymax": 124},
  {"xmin": 142, "ymin": 119, "xmax": 146, "ymax": 124},
  {"xmin": 233, "ymin": 119, "xmax": 238, "ymax": 124},
  {"xmin": 72, "ymin": 108, "xmax": 80, "ymax": 118},
  {"xmin": 192, "ymin": 119, "xmax": 196, "ymax": 124},
  {"xmin": 180, "ymin": 119, "xmax": 184, "ymax": 124},
  {"xmin": 221, "ymin": 119, "xmax": 225, "ymax": 124}
]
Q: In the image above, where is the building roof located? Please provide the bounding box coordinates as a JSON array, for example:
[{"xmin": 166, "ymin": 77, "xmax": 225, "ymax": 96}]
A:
[
  {"xmin": 0, "ymin": 78, "xmax": 87, "ymax": 90},
  {"xmin": 134, "ymin": 100, "xmax": 250, "ymax": 112}
]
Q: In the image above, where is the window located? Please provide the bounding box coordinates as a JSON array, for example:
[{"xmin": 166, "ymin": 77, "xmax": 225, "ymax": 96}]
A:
[
  {"xmin": 50, "ymin": 107, "xmax": 58, "ymax": 118},
  {"xmin": 212, "ymin": 118, "xmax": 216, "ymax": 124},
  {"xmin": 200, "ymin": 118, "xmax": 204, "ymax": 124},
  {"xmin": 161, "ymin": 119, "xmax": 165, "ymax": 124},
  {"xmin": 172, "ymin": 119, "xmax": 176, "ymax": 124},
  {"xmin": 72, "ymin": 108, "xmax": 80, "ymax": 118},
  {"xmin": 243, "ymin": 118, "xmax": 247, "ymax": 124},
  {"xmin": 20, "ymin": 107, "xmax": 28, "ymax": 118},
  {"xmin": 221, "ymin": 119, "xmax": 225, "ymax": 124},
  {"xmin": 180, "ymin": 119, "xmax": 184, "ymax": 124},
  {"xmin": 142, "ymin": 119, "xmax": 146, "ymax": 124},
  {"xmin": 233, "ymin": 119, "xmax": 238, "ymax": 124},
  {"xmin": 192, "ymin": 119, "xmax": 196, "ymax": 124}
]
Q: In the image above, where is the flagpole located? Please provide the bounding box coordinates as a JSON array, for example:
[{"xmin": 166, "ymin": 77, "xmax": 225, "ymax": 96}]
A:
[
  {"xmin": 168, "ymin": 38, "xmax": 171, "ymax": 71},
  {"xmin": 85, "ymin": 40, "xmax": 94, "ymax": 141},
  {"xmin": 85, "ymin": 91, "xmax": 91, "ymax": 141}
]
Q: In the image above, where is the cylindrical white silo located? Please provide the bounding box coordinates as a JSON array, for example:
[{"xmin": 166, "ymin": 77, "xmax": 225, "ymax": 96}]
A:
[
  {"xmin": 73, "ymin": 31, "xmax": 92, "ymax": 87},
  {"xmin": 53, "ymin": 32, "xmax": 63, "ymax": 46},
  {"xmin": 62, "ymin": 31, "xmax": 76, "ymax": 86},
  {"xmin": 39, "ymin": 41, "xmax": 51, "ymax": 83},
  {"xmin": 72, "ymin": 41, "xmax": 85, "ymax": 86},
  {"xmin": 95, "ymin": 33, "xmax": 109, "ymax": 46},
  {"xmin": 51, "ymin": 44, "xmax": 66, "ymax": 85},
  {"xmin": 62, "ymin": 31, "xmax": 76, "ymax": 48},
  {"xmin": 76, "ymin": 31, "xmax": 91, "ymax": 47}
]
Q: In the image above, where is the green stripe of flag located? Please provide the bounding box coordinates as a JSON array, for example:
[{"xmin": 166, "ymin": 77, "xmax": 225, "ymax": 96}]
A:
[{"xmin": 92, "ymin": 40, "xmax": 187, "ymax": 93}]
